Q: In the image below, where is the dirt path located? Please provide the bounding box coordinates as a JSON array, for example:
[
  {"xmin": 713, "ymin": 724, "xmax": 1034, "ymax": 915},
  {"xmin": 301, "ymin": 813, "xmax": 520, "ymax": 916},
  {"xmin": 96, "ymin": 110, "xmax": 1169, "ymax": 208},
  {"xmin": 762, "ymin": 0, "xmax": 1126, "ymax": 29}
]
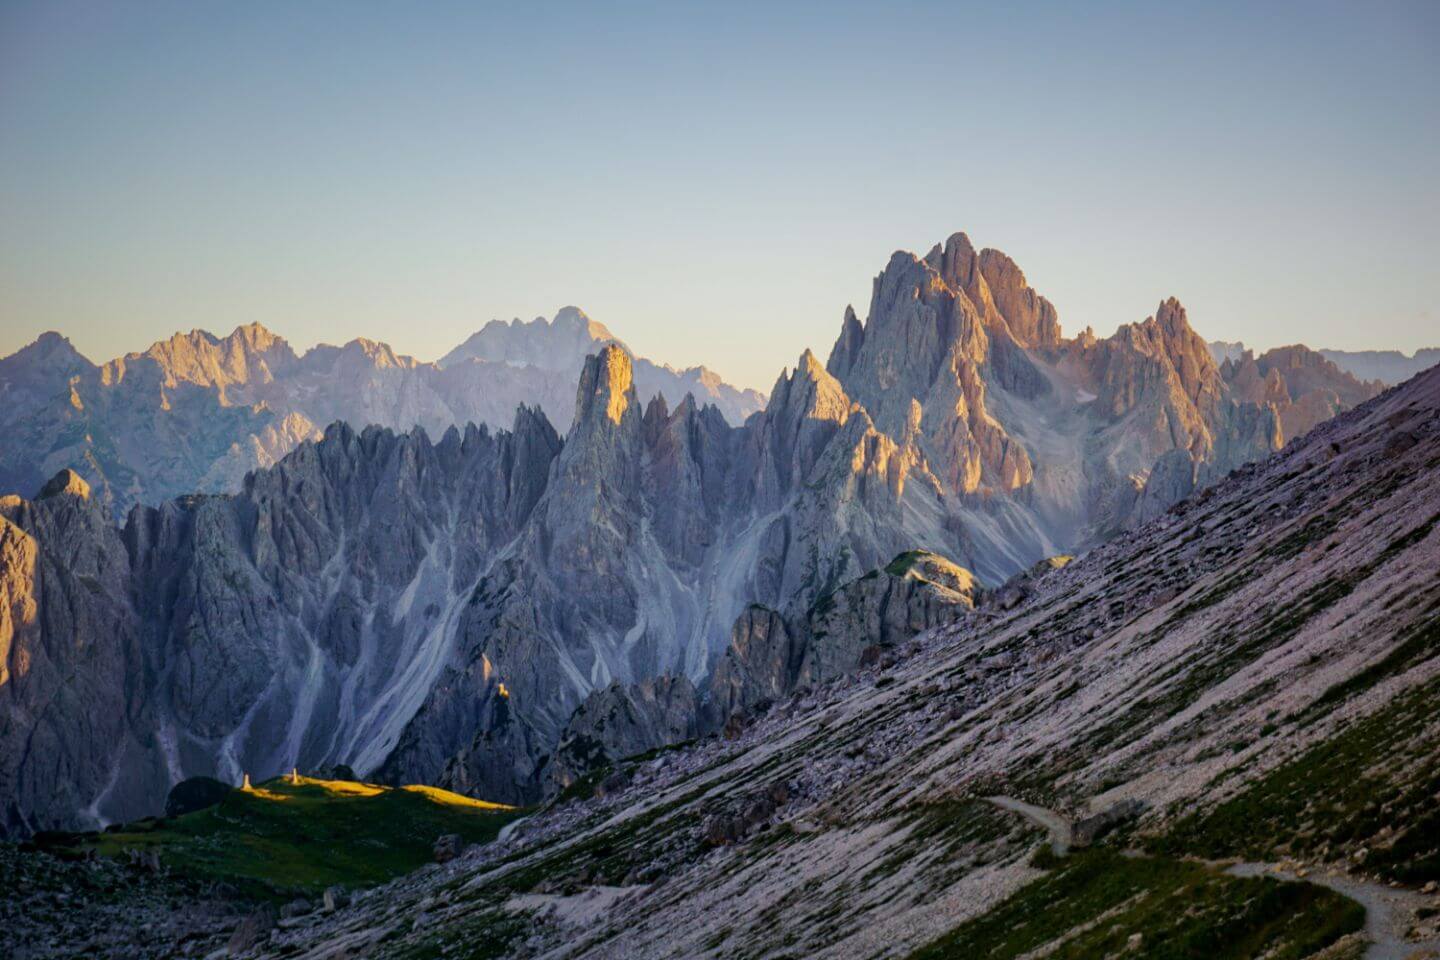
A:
[
  {"xmin": 985, "ymin": 795, "xmax": 1072, "ymax": 855},
  {"xmin": 985, "ymin": 796, "xmax": 1439, "ymax": 959},
  {"xmin": 1226, "ymin": 862, "xmax": 1439, "ymax": 960}
]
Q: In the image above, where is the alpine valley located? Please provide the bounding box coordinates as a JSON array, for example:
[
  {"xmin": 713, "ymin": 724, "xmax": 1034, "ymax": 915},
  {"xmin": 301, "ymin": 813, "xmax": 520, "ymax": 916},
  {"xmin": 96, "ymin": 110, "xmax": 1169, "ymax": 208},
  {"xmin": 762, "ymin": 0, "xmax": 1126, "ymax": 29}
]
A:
[{"xmin": 3, "ymin": 232, "xmax": 1437, "ymax": 960}]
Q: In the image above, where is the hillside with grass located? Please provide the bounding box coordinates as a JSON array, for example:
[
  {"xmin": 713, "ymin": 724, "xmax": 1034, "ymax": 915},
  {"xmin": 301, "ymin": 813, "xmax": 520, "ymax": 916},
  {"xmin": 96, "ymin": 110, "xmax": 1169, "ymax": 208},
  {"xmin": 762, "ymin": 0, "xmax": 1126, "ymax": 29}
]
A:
[{"xmin": 71, "ymin": 777, "xmax": 521, "ymax": 898}]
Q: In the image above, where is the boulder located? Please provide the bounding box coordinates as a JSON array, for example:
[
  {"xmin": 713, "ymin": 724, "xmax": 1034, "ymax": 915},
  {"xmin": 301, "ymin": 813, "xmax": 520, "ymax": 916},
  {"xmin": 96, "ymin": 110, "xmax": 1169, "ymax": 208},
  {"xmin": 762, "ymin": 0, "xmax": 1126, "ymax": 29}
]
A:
[
  {"xmin": 433, "ymin": 833, "xmax": 464, "ymax": 864},
  {"xmin": 226, "ymin": 904, "xmax": 277, "ymax": 954},
  {"xmin": 594, "ymin": 770, "xmax": 632, "ymax": 800},
  {"xmin": 322, "ymin": 885, "xmax": 349, "ymax": 912},
  {"xmin": 1072, "ymin": 798, "xmax": 1146, "ymax": 847},
  {"xmin": 703, "ymin": 815, "xmax": 743, "ymax": 847}
]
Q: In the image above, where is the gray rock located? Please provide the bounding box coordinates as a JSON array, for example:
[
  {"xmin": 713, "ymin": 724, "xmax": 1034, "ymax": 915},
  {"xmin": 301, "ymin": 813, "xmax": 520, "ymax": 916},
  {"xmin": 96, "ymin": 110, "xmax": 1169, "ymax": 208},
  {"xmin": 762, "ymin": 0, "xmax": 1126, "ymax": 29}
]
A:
[
  {"xmin": 225, "ymin": 904, "xmax": 277, "ymax": 954},
  {"xmin": 433, "ymin": 834, "xmax": 463, "ymax": 864},
  {"xmin": 322, "ymin": 885, "xmax": 349, "ymax": 912}
]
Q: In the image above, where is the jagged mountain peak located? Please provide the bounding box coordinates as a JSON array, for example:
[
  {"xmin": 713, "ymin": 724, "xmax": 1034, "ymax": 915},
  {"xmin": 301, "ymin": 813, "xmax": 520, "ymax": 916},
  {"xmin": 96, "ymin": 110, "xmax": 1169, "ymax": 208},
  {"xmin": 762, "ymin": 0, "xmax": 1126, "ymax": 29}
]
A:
[
  {"xmin": 1104, "ymin": 296, "xmax": 1219, "ymax": 391},
  {"xmin": 439, "ymin": 306, "xmax": 622, "ymax": 372},
  {"xmin": 573, "ymin": 344, "xmax": 637, "ymax": 431},
  {"xmin": 768, "ymin": 349, "xmax": 851, "ymax": 425},
  {"xmin": 1216, "ymin": 340, "xmax": 1384, "ymax": 442},
  {"xmin": 1212, "ymin": 339, "xmax": 1440, "ymax": 386},
  {"xmin": 0, "ymin": 229, "xmax": 1416, "ymax": 862},
  {"xmin": 923, "ymin": 231, "xmax": 984, "ymax": 295},
  {"xmin": 36, "ymin": 468, "xmax": 91, "ymax": 501},
  {"xmin": 552, "ymin": 305, "xmax": 618, "ymax": 343},
  {"xmin": 977, "ymin": 246, "xmax": 1061, "ymax": 349},
  {"xmin": 98, "ymin": 321, "xmax": 301, "ymax": 392},
  {"xmin": 326, "ymin": 336, "xmax": 417, "ymax": 370},
  {"xmin": 510, "ymin": 401, "xmax": 557, "ymax": 439},
  {"xmin": 5, "ymin": 331, "xmax": 92, "ymax": 369}
]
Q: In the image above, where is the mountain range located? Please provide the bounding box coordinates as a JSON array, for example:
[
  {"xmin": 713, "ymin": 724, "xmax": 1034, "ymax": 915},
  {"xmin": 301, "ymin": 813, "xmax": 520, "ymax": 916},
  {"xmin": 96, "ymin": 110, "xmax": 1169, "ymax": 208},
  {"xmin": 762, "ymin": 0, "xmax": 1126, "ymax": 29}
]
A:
[
  {"xmin": 0, "ymin": 308, "xmax": 765, "ymax": 520},
  {"xmin": 9, "ymin": 284, "xmax": 1438, "ymax": 960},
  {"xmin": 0, "ymin": 231, "xmax": 1405, "ymax": 838},
  {"xmin": 1211, "ymin": 340, "xmax": 1440, "ymax": 387},
  {"xmin": 248, "ymin": 323, "xmax": 1438, "ymax": 960}
]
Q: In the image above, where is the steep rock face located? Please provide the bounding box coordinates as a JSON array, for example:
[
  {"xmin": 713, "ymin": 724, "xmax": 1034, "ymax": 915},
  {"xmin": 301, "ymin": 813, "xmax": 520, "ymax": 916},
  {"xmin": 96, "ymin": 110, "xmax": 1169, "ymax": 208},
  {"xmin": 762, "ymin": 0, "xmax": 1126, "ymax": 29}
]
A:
[
  {"xmin": 826, "ymin": 241, "xmax": 1033, "ymax": 497},
  {"xmin": 544, "ymin": 675, "xmax": 701, "ymax": 791},
  {"xmin": 826, "ymin": 236, "xmax": 1289, "ymax": 556},
  {"xmin": 0, "ymin": 310, "xmax": 764, "ymax": 519},
  {"xmin": 705, "ymin": 551, "xmax": 980, "ymax": 728},
  {"xmin": 705, "ymin": 606, "xmax": 801, "ymax": 728},
  {"xmin": 382, "ymin": 348, "xmax": 757, "ymax": 801},
  {"xmin": 0, "ymin": 405, "xmax": 563, "ymax": 832},
  {"xmin": 978, "ymin": 248, "xmax": 1062, "ymax": 350},
  {"xmin": 0, "ymin": 474, "xmax": 150, "ymax": 837}
]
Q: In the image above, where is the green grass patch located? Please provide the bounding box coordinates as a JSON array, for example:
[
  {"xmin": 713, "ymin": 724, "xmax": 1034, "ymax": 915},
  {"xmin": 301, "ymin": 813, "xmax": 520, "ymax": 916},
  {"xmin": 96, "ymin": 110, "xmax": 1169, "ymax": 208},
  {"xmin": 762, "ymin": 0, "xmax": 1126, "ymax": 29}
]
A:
[
  {"xmin": 904, "ymin": 848, "xmax": 1362, "ymax": 960},
  {"xmin": 79, "ymin": 776, "xmax": 523, "ymax": 898},
  {"xmin": 1154, "ymin": 677, "xmax": 1440, "ymax": 883},
  {"xmin": 884, "ymin": 550, "xmax": 931, "ymax": 577}
]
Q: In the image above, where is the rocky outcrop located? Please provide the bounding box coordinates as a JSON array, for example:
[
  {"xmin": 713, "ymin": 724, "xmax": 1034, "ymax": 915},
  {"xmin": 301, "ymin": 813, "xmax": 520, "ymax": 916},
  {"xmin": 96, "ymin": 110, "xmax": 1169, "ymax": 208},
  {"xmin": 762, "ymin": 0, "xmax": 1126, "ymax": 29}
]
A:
[
  {"xmin": 799, "ymin": 550, "xmax": 979, "ymax": 684},
  {"xmin": 0, "ymin": 474, "xmax": 148, "ymax": 838},
  {"xmin": 705, "ymin": 606, "xmax": 802, "ymax": 728},
  {"xmin": 544, "ymin": 675, "xmax": 701, "ymax": 791},
  {"xmin": 163, "ymin": 776, "xmax": 232, "ymax": 818},
  {"xmin": 706, "ymin": 550, "xmax": 981, "ymax": 726},
  {"xmin": 983, "ymin": 554, "xmax": 1073, "ymax": 611}
]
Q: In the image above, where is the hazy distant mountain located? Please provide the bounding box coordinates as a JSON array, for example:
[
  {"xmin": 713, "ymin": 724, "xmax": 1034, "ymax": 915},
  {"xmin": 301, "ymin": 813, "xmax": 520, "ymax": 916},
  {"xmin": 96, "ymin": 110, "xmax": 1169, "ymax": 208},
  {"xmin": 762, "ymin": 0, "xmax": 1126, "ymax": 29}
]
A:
[
  {"xmin": 1210, "ymin": 339, "xmax": 1439, "ymax": 387},
  {"xmin": 0, "ymin": 309, "xmax": 765, "ymax": 518},
  {"xmin": 438, "ymin": 305, "xmax": 766, "ymax": 428},
  {"xmin": 1318, "ymin": 346, "xmax": 1440, "ymax": 385},
  {"xmin": 5, "ymin": 230, "xmax": 1404, "ymax": 838}
]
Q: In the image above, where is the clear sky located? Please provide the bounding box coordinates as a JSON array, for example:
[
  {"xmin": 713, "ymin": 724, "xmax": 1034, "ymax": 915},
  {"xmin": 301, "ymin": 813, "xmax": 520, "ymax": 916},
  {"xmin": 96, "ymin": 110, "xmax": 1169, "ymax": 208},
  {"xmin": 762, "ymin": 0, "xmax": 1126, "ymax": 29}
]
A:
[{"xmin": 1, "ymin": 0, "xmax": 1436, "ymax": 392}]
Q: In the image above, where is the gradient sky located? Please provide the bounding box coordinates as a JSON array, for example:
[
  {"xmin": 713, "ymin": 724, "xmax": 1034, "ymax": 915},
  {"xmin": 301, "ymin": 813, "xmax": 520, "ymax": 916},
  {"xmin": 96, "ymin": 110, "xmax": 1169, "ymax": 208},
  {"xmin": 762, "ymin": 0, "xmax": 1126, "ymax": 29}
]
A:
[{"xmin": 1, "ymin": 0, "xmax": 1437, "ymax": 392}]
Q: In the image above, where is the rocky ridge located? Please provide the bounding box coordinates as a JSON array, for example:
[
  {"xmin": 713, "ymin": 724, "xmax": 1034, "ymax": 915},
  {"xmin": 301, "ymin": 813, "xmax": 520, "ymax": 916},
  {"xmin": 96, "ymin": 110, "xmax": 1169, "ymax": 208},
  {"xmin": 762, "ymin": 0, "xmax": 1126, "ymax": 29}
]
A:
[
  {"xmin": 0, "ymin": 308, "xmax": 765, "ymax": 519},
  {"xmin": 1214, "ymin": 340, "xmax": 1440, "ymax": 387}
]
